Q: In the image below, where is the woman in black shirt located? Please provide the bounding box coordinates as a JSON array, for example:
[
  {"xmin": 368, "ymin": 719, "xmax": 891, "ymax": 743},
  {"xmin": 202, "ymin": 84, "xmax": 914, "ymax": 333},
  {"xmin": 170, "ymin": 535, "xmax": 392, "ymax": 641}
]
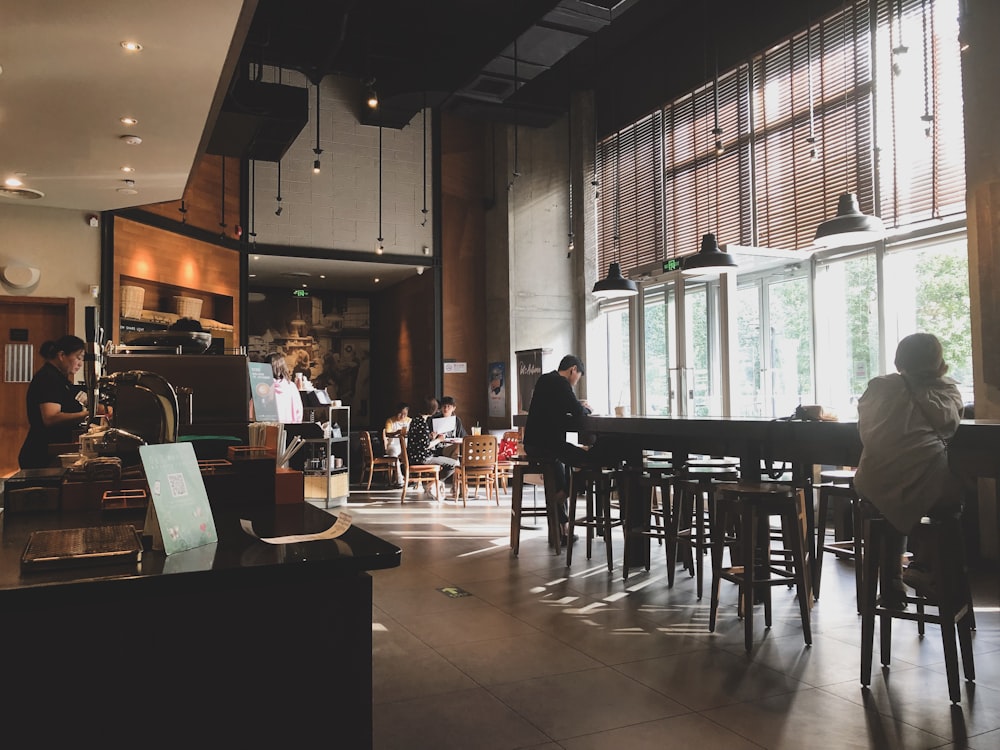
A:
[{"xmin": 18, "ymin": 335, "xmax": 88, "ymax": 469}]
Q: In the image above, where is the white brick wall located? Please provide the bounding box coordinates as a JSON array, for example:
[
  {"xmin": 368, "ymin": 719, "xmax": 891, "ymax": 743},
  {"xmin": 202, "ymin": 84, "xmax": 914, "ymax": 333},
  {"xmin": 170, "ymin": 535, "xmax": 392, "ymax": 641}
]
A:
[{"xmin": 252, "ymin": 69, "xmax": 433, "ymax": 256}]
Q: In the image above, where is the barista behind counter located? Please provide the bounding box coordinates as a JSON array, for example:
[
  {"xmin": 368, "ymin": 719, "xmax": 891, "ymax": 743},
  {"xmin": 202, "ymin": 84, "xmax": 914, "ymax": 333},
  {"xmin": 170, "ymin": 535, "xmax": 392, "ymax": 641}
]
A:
[{"xmin": 18, "ymin": 336, "xmax": 90, "ymax": 469}]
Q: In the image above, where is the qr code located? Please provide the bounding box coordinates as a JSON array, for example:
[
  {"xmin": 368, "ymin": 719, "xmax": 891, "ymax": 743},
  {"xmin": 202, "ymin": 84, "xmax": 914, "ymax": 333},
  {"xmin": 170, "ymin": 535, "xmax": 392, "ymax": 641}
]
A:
[{"xmin": 166, "ymin": 472, "xmax": 189, "ymax": 498}]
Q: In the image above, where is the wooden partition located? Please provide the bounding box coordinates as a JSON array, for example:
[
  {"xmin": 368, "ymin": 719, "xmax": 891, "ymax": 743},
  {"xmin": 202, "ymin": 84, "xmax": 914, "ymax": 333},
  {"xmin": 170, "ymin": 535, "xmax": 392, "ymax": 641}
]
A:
[{"xmin": 112, "ymin": 216, "xmax": 240, "ymax": 346}]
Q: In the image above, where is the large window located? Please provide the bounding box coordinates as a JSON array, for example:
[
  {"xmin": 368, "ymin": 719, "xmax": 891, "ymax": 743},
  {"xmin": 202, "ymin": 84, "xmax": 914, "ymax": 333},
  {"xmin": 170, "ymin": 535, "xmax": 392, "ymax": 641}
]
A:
[{"xmin": 594, "ymin": 0, "xmax": 969, "ymax": 417}]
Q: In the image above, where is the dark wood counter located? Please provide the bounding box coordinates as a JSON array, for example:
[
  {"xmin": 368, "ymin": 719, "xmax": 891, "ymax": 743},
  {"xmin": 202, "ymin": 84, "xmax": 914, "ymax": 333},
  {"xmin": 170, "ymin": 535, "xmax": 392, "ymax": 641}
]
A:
[{"xmin": 0, "ymin": 501, "xmax": 400, "ymax": 746}]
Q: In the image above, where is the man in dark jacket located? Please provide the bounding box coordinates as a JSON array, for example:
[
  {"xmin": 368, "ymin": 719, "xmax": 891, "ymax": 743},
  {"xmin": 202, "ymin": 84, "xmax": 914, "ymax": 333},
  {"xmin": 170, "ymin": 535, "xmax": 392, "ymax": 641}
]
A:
[{"xmin": 523, "ymin": 355, "xmax": 614, "ymax": 540}]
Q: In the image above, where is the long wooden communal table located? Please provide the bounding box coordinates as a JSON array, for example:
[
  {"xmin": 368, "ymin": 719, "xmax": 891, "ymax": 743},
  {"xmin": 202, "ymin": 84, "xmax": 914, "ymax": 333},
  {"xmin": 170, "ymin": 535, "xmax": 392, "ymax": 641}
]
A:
[{"xmin": 580, "ymin": 415, "xmax": 1000, "ymax": 571}]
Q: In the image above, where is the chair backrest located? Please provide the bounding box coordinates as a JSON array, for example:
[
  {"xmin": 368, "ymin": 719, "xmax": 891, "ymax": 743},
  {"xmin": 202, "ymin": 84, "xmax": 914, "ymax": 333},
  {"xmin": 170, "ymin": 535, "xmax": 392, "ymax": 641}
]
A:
[
  {"xmin": 398, "ymin": 426, "xmax": 411, "ymax": 468},
  {"xmin": 499, "ymin": 430, "xmax": 521, "ymax": 460},
  {"xmin": 359, "ymin": 429, "xmax": 375, "ymax": 464},
  {"xmin": 461, "ymin": 434, "xmax": 497, "ymax": 468}
]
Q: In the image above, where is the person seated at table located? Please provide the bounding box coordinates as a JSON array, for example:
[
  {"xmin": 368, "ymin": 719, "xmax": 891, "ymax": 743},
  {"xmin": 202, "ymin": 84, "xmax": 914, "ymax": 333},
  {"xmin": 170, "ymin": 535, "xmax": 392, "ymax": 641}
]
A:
[
  {"xmin": 522, "ymin": 354, "xmax": 619, "ymax": 543},
  {"xmin": 432, "ymin": 396, "xmax": 467, "ymax": 438},
  {"xmin": 269, "ymin": 352, "xmax": 303, "ymax": 424},
  {"xmin": 854, "ymin": 332, "xmax": 968, "ymax": 608},
  {"xmin": 384, "ymin": 402, "xmax": 411, "ymax": 455},
  {"xmin": 406, "ymin": 397, "xmax": 460, "ymax": 484}
]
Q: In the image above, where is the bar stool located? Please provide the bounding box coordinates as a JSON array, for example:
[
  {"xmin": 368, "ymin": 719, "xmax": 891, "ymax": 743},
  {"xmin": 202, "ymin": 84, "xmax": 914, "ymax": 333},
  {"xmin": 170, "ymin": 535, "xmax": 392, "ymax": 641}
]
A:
[
  {"xmin": 860, "ymin": 513, "xmax": 975, "ymax": 703},
  {"xmin": 509, "ymin": 457, "xmax": 563, "ymax": 556},
  {"xmin": 814, "ymin": 468, "xmax": 862, "ymax": 608},
  {"xmin": 567, "ymin": 466, "xmax": 621, "ymax": 571},
  {"xmin": 623, "ymin": 463, "xmax": 677, "ymax": 582},
  {"xmin": 671, "ymin": 462, "xmax": 738, "ymax": 599},
  {"xmin": 709, "ymin": 481, "xmax": 813, "ymax": 653}
]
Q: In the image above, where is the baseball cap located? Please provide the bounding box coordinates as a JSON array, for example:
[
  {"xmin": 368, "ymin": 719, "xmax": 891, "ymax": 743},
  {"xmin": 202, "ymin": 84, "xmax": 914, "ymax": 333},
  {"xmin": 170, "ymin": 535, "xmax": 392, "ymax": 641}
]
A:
[{"xmin": 558, "ymin": 355, "xmax": 585, "ymax": 375}]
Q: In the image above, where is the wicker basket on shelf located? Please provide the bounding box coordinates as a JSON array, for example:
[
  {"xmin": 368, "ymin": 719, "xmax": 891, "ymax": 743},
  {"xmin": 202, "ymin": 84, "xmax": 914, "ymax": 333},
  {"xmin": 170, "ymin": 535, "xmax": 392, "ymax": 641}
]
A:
[
  {"xmin": 172, "ymin": 296, "xmax": 203, "ymax": 320},
  {"xmin": 120, "ymin": 285, "xmax": 145, "ymax": 319}
]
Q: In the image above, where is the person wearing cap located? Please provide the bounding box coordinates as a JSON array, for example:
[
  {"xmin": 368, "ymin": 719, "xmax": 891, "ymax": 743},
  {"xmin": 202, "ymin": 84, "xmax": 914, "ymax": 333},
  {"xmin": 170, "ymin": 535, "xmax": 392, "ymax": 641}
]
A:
[
  {"xmin": 522, "ymin": 354, "xmax": 597, "ymax": 542},
  {"xmin": 854, "ymin": 332, "xmax": 967, "ymax": 607}
]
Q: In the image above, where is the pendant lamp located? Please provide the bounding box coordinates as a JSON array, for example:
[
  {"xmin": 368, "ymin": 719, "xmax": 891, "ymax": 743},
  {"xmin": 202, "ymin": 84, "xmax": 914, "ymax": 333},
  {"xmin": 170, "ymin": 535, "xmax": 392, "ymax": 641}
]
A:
[
  {"xmin": 682, "ymin": 20, "xmax": 737, "ymax": 277},
  {"xmin": 682, "ymin": 233, "xmax": 737, "ymax": 275},
  {"xmin": 813, "ymin": 7, "xmax": 884, "ymax": 249},
  {"xmin": 813, "ymin": 192, "xmax": 885, "ymax": 248},
  {"xmin": 593, "ymin": 262, "xmax": 638, "ymax": 298},
  {"xmin": 592, "ymin": 132, "xmax": 637, "ymax": 298}
]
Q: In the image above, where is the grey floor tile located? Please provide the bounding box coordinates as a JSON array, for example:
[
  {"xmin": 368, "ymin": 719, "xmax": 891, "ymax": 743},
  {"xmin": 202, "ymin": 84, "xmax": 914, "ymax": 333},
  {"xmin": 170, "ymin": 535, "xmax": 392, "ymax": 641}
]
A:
[
  {"xmin": 374, "ymin": 687, "xmax": 549, "ymax": 750},
  {"xmin": 437, "ymin": 631, "xmax": 601, "ymax": 685},
  {"xmin": 702, "ymin": 686, "xmax": 950, "ymax": 749},
  {"xmin": 373, "ymin": 648, "xmax": 479, "ymax": 705},
  {"xmin": 489, "ymin": 667, "xmax": 689, "ymax": 740},
  {"xmin": 398, "ymin": 600, "xmax": 539, "ymax": 648},
  {"xmin": 615, "ymin": 647, "xmax": 805, "ymax": 710},
  {"xmin": 558, "ymin": 713, "xmax": 766, "ymax": 750}
]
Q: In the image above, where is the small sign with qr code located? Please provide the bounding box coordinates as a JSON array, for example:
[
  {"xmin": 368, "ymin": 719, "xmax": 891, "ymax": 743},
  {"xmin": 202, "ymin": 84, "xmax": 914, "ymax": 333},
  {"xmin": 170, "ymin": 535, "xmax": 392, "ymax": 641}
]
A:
[{"xmin": 139, "ymin": 443, "xmax": 218, "ymax": 555}]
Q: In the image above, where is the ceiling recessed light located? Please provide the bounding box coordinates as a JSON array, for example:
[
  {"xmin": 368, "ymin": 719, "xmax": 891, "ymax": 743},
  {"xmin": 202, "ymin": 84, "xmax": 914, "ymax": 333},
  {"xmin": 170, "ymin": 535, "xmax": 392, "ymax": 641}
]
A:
[
  {"xmin": 117, "ymin": 187, "xmax": 139, "ymax": 195},
  {"xmin": 120, "ymin": 134, "xmax": 142, "ymax": 146},
  {"xmin": 120, "ymin": 117, "xmax": 139, "ymax": 126},
  {"xmin": 120, "ymin": 41, "xmax": 143, "ymax": 52},
  {"xmin": 374, "ymin": 277, "xmax": 381, "ymax": 283},
  {"xmin": 319, "ymin": 274, "xmax": 326, "ymax": 279},
  {"xmin": 120, "ymin": 166, "xmax": 135, "ymax": 173},
  {"xmin": 253, "ymin": 255, "xmax": 260, "ymax": 261},
  {"xmin": 5, "ymin": 177, "xmax": 23, "ymax": 187},
  {"xmin": 249, "ymin": 273, "xmax": 257, "ymax": 278}
]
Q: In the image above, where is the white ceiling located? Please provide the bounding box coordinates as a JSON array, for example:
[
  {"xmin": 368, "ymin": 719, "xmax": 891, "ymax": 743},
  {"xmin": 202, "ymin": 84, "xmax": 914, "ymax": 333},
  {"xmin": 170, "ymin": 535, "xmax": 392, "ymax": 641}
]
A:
[{"xmin": 0, "ymin": 0, "xmax": 254, "ymax": 212}]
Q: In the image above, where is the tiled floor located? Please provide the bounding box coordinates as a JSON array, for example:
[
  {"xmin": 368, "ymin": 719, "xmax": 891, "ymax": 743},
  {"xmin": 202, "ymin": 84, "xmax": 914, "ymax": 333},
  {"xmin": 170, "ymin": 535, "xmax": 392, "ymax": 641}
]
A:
[{"xmin": 322, "ymin": 487, "xmax": 1000, "ymax": 750}]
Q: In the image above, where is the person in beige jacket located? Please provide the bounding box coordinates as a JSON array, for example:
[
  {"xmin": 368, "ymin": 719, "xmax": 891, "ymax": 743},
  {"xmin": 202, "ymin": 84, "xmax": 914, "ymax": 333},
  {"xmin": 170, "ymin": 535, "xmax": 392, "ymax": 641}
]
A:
[{"xmin": 854, "ymin": 333, "xmax": 965, "ymax": 607}]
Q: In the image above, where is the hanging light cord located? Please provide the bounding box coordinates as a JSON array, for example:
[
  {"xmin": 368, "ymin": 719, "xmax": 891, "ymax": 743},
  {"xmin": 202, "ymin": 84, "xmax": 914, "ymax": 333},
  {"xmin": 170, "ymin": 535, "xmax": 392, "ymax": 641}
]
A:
[
  {"xmin": 567, "ymin": 96, "xmax": 574, "ymax": 257},
  {"xmin": 275, "ymin": 160, "xmax": 283, "ymax": 216},
  {"xmin": 921, "ymin": 0, "xmax": 934, "ymax": 137},
  {"xmin": 314, "ymin": 83, "xmax": 323, "ymax": 159},
  {"xmin": 806, "ymin": 21, "xmax": 818, "ymax": 160},
  {"xmin": 509, "ymin": 37, "xmax": 520, "ymax": 191},
  {"xmin": 249, "ymin": 161, "xmax": 254, "ymax": 234},
  {"xmin": 378, "ymin": 125, "xmax": 384, "ymax": 244},
  {"xmin": 421, "ymin": 90, "xmax": 429, "ymax": 226},
  {"xmin": 219, "ymin": 157, "xmax": 227, "ymax": 236}
]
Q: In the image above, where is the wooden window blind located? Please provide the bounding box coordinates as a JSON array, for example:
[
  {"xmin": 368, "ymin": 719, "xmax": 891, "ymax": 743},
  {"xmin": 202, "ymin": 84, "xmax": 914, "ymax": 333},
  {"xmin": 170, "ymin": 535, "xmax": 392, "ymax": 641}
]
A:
[
  {"xmin": 876, "ymin": 0, "xmax": 965, "ymax": 226},
  {"xmin": 596, "ymin": 0, "xmax": 963, "ymax": 273}
]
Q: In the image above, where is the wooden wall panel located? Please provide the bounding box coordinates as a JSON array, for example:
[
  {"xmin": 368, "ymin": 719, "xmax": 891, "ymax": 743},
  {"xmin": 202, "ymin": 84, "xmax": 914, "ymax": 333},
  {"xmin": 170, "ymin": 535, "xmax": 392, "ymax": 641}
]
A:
[
  {"xmin": 112, "ymin": 217, "xmax": 240, "ymax": 343},
  {"xmin": 439, "ymin": 115, "xmax": 488, "ymax": 430},
  {"xmin": 142, "ymin": 155, "xmax": 242, "ymax": 240},
  {"xmin": 370, "ymin": 272, "xmax": 435, "ymax": 428}
]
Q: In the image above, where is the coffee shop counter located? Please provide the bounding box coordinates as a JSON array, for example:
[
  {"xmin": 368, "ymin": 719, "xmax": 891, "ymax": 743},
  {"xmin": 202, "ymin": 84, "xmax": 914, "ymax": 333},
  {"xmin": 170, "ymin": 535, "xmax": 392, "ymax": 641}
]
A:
[{"xmin": 0, "ymin": 500, "xmax": 400, "ymax": 747}]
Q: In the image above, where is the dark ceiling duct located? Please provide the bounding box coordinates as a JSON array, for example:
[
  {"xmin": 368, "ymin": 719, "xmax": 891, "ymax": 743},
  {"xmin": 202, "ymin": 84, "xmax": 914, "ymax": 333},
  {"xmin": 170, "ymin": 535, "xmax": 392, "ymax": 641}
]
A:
[{"xmin": 206, "ymin": 76, "xmax": 309, "ymax": 162}]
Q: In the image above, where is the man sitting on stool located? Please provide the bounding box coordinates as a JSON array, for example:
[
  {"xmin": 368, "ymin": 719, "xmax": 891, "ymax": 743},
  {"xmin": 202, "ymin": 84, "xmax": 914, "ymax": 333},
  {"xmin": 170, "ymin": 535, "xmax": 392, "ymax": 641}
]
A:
[{"xmin": 522, "ymin": 354, "xmax": 620, "ymax": 544}]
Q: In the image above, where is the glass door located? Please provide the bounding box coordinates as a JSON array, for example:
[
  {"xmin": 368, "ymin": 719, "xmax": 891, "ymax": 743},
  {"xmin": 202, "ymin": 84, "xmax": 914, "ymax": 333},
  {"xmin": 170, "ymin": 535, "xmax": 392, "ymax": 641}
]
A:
[{"xmin": 641, "ymin": 272, "xmax": 728, "ymax": 417}]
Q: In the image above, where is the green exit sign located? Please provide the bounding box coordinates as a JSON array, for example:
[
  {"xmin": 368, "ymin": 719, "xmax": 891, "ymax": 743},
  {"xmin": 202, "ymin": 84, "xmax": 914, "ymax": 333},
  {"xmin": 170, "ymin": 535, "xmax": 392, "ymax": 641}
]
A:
[
  {"xmin": 292, "ymin": 289, "xmax": 311, "ymax": 298},
  {"xmin": 663, "ymin": 258, "xmax": 683, "ymax": 273}
]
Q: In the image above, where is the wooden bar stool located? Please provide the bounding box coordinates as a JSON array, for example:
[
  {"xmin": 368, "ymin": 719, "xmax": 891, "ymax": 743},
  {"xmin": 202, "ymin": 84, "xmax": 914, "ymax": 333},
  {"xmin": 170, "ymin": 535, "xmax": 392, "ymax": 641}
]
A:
[
  {"xmin": 671, "ymin": 463, "xmax": 738, "ymax": 599},
  {"xmin": 623, "ymin": 465, "xmax": 677, "ymax": 582},
  {"xmin": 860, "ymin": 513, "xmax": 975, "ymax": 703},
  {"xmin": 567, "ymin": 466, "xmax": 621, "ymax": 571},
  {"xmin": 814, "ymin": 468, "xmax": 862, "ymax": 608},
  {"xmin": 709, "ymin": 481, "xmax": 813, "ymax": 653},
  {"xmin": 509, "ymin": 457, "xmax": 563, "ymax": 556}
]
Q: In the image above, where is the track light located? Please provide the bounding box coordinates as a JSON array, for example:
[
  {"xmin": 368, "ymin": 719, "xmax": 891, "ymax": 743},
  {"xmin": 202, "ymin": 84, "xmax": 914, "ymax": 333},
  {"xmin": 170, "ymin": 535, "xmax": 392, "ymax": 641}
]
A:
[
  {"xmin": 313, "ymin": 159, "xmax": 321, "ymax": 174},
  {"xmin": 366, "ymin": 78, "xmax": 378, "ymax": 109}
]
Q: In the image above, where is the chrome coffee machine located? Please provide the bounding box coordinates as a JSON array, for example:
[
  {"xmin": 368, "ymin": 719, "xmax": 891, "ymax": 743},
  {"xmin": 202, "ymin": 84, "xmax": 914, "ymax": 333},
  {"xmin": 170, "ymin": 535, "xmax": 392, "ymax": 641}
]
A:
[{"xmin": 90, "ymin": 370, "xmax": 179, "ymax": 463}]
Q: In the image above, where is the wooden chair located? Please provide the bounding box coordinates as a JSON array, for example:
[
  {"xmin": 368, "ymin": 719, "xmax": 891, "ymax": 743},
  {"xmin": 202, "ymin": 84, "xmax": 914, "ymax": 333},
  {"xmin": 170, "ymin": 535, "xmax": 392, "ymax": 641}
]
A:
[
  {"xmin": 453, "ymin": 434, "xmax": 499, "ymax": 506},
  {"xmin": 359, "ymin": 429, "xmax": 399, "ymax": 490},
  {"xmin": 398, "ymin": 427, "xmax": 442, "ymax": 502}
]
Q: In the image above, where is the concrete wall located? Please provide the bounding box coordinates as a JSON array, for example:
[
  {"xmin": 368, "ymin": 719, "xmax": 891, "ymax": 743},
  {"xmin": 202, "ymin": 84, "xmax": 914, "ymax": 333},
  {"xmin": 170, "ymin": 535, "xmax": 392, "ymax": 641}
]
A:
[
  {"xmin": 484, "ymin": 93, "xmax": 604, "ymax": 412},
  {"xmin": 0, "ymin": 203, "xmax": 101, "ymax": 335},
  {"xmin": 252, "ymin": 71, "xmax": 433, "ymax": 257}
]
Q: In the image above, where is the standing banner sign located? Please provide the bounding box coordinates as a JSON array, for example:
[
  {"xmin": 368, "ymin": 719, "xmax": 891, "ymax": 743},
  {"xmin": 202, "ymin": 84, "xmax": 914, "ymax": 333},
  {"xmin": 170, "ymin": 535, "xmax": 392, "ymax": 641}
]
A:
[{"xmin": 515, "ymin": 348, "xmax": 551, "ymax": 414}]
